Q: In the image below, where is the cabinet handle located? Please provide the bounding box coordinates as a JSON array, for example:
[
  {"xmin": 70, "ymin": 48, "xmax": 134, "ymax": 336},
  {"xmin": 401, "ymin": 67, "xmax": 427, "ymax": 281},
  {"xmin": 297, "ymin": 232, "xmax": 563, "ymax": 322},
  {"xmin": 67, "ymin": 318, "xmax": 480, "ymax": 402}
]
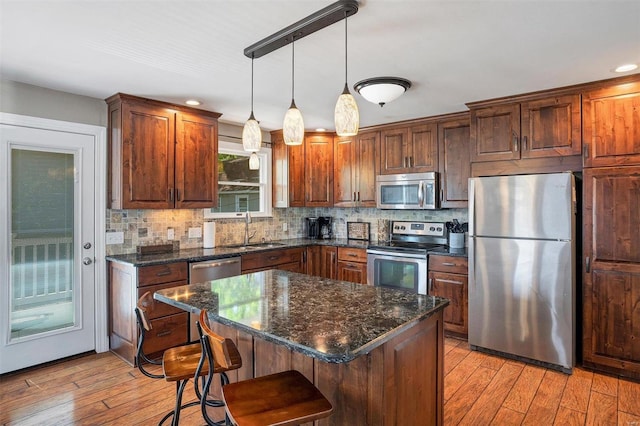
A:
[
  {"xmin": 442, "ymin": 262, "xmax": 456, "ymax": 266},
  {"xmin": 169, "ymin": 188, "xmax": 174, "ymax": 202},
  {"xmin": 428, "ymin": 278, "xmax": 433, "ymax": 292},
  {"xmin": 155, "ymin": 269, "xmax": 172, "ymax": 277},
  {"xmin": 585, "ymin": 256, "xmax": 590, "ymax": 273},
  {"xmin": 440, "ymin": 189, "xmax": 444, "ymax": 202},
  {"xmin": 403, "ymin": 157, "xmax": 407, "ymax": 168},
  {"xmin": 513, "ymin": 131, "xmax": 519, "ymax": 152},
  {"xmin": 176, "ymin": 189, "xmax": 180, "ymax": 201},
  {"xmin": 156, "ymin": 330, "xmax": 173, "ymax": 337},
  {"xmin": 583, "ymin": 144, "xmax": 589, "ymax": 159},
  {"xmin": 523, "ymin": 136, "xmax": 528, "ymax": 151},
  {"xmin": 357, "ymin": 191, "xmax": 360, "ymax": 201},
  {"xmin": 353, "ymin": 192, "xmax": 356, "ymax": 201},
  {"xmin": 267, "ymin": 255, "xmax": 280, "ymax": 261},
  {"xmin": 348, "ymin": 253, "xmax": 357, "ymax": 257},
  {"xmin": 303, "ymin": 250, "xmax": 307, "ymax": 263},
  {"xmin": 409, "ymin": 156, "xmax": 413, "ymax": 167}
]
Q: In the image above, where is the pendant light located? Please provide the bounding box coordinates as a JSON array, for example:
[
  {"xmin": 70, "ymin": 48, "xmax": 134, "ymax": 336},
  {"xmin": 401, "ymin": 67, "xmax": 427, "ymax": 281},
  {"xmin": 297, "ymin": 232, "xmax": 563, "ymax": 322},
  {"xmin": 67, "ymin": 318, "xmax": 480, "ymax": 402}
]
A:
[
  {"xmin": 249, "ymin": 152, "xmax": 260, "ymax": 170},
  {"xmin": 334, "ymin": 12, "xmax": 359, "ymax": 136},
  {"xmin": 283, "ymin": 37, "xmax": 304, "ymax": 145},
  {"xmin": 242, "ymin": 55, "xmax": 262, "ymax": 152}
]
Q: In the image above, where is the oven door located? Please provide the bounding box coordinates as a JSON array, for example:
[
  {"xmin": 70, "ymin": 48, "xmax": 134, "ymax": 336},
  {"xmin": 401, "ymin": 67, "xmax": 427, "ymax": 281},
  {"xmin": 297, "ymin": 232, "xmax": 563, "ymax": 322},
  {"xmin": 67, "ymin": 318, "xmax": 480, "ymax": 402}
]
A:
[{"xmin": 366, "ymin": 249, "xmax": 428, "ymax": 295}]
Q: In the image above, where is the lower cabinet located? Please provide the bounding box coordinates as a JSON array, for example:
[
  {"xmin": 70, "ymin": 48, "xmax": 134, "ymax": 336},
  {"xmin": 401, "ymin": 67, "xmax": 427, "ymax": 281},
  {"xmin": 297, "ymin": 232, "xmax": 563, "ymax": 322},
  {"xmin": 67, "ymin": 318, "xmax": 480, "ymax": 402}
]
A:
[
  {"xmin": 337, "ymin": 247, "xmax": 368, "ymax": 284},
  {"xmin": 241, "ymin": 247, "xmax": 305, "ymax": 274},
  {"xmin": 108, "ymin": 261, "xmax": 188, "ymax": 366},
  {"xmin": 428, "ymin": 255, "xmax": 468, "ymax": 337}
]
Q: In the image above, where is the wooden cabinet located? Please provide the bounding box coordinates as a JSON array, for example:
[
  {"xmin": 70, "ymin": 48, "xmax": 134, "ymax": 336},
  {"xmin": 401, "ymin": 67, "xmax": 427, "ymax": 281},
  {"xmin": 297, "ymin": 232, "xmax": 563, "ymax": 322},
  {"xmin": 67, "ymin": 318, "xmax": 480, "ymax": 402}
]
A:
[
  {"xmin": 337, "ymin": 247, "xmax": 368, "ymax": 284},
  {"xmin": 334, "ymin": 131, "xmax": 379, "ymax": 207},
  {"xmin": 272, "ymin": 131, "xmax": 333, "ymax": 207},
  {"xmin": 107, "ymin": 93, "xmax": 220, "ymax": 209},
  {"xmin": 380, "ymin": 122, "xmax": 437, "ymax": 174},
  {"xmin": 428, "ymin": 255, "xmax": 468, "ymax": 337},
  {"xmin": 241, "ymin": 247, "xmax": 305, "ymax": 274},
  {"xmin": 108, "ymin": 261, "xmax": 188, "ymax": 365},
  {"xmin": 469, "ymin": 94, "xmax": 581, "ymax": 163},
  {"xmin": 583, "ymin": 79, "xmax": 640, "ymax": 167},
  {"xmin": 438, "ymin": 114, "xmax": 470, "ymax": 208},
  {"xmin": 307, "ymin": 245, "xmax": 339, "ymax": 280},
  {"xmin": 583, "ymin": 166, "xmax": 640, "ymax": 379}
]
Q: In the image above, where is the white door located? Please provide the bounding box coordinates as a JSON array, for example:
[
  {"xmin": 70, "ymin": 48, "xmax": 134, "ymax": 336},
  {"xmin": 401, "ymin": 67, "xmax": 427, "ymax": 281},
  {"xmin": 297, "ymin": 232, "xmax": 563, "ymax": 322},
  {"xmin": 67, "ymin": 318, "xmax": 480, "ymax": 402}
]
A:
[{"xmin": 0, "ymin": 123, "xmax": 96, "ymax": 373}]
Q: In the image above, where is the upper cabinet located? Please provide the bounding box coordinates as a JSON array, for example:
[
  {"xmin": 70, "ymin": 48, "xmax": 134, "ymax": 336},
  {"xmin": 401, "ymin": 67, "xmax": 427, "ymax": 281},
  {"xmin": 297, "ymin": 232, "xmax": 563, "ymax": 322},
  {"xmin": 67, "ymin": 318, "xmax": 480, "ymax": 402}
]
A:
[
  {"xmin": 583, "ymin": 79, "xmax": 640, "ymax": 167},
  {"xmin": 107, "ymin": 93, "xmax": 220, "ymax": 210},
  {"xmin": 380, "ymin": 122, "xmax": 437, "ymax": 174},
  {"xmin": 271, "ymin": 131, "xmax": 333, "ymax": 208},
  {"xmin": 334, "ymin": 131, "xmax": 379, "ymax": 207},
  {"xmin": 438, "ymin": 114, "xmax": 470, "ymax": 208},
  {"xmin": 469, "ymin": 93, "xmax": 581, "ymax": 163}
]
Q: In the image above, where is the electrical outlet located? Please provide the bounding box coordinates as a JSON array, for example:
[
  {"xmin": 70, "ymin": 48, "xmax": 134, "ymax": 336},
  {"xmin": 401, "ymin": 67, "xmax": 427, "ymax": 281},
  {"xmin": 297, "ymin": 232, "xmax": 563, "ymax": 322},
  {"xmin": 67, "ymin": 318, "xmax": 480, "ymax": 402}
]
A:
[
  {"xmin": 188, "ymin": 227, "xmax": 202, "ymax": 238},
  {"xmin": 106, "ymin": 231, "xmax": 124, "ymax": 245},
  {"xmin": 167, "ymin": 228, "xmax": 175, "ymax": 240},
  {"xmin": 282, "ymin": 223, "xmax": 288, "ymax": 232}
]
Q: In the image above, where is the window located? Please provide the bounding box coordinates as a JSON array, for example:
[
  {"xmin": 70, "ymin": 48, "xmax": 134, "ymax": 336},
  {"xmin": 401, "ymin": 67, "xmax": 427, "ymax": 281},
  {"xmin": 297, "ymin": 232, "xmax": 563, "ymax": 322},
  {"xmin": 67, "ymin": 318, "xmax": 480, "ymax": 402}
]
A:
[{"xmin": 204, "ymin": 141, "xmax": 272, "ymax": 219}]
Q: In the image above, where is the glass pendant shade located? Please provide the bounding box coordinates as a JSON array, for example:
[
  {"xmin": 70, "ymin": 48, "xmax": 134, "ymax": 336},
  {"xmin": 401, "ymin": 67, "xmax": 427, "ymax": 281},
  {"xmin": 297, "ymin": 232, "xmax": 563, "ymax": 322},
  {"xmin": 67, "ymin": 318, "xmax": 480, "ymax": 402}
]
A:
[
  {"xmin": 249, "ymin": 152, "xmax": 260, "ymax": 170},
  {"xmin": 335, "ymin": 84, "xmax": 359, "ymax": 136},
  {"xmin": 283, "ymin": 100, "xmax": 304, "ymax": 145},
  {"xmin": 242, "ymin": 112, "xmax": 262, "ymax": 151}
]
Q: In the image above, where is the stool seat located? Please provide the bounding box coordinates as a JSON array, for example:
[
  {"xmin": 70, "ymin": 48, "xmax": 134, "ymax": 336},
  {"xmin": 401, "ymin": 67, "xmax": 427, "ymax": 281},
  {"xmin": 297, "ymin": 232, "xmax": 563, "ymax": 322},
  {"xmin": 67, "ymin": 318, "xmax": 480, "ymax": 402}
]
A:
[
  {"xmin": 222, "ymin": 370, "xmax": 333, "ymax": 426},
  {"xmin": 162, "ymin": 343, "xmax": 208, "ymax": 382}
]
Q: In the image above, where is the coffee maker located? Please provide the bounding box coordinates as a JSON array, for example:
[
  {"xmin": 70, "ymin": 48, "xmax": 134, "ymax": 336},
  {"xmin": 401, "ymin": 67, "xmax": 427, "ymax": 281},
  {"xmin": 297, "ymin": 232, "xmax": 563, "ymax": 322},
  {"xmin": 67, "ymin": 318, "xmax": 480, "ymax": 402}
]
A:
[
  {"xmin": 305, "ymin": 217, "xmax": 320, "ymax": 239},
  {"xmin": 318, "ymin": 217, "xmax": 333, "ymax": 239}
]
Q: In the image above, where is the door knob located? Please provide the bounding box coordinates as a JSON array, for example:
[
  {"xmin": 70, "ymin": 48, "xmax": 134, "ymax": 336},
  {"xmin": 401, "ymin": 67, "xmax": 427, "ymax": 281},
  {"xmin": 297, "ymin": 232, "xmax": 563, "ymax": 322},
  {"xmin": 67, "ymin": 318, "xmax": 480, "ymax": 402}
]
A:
[{"xmin": 83, "ymin": 257, "xmax": 93, "ymax": 265}]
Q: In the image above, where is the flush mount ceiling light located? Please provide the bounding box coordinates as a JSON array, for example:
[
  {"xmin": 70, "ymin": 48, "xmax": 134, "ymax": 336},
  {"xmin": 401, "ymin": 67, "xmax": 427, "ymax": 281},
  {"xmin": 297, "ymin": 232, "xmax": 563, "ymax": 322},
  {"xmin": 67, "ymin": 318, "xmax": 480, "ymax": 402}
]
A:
[
  {"xmin": 614, "ymin": 63, "xmax": 638, "ymax": 73},
  {"xmin": 354, "ymin": 77, "xmax": 412, "ymax": 107},
  {"xmin": 242, "ymin": 55, "xmax": 262, "ymax": 152},
  {"xmin": 185, "ymin": 99, "xmax": 201, "ymax": 106},
  {"xmin": 244, "ymin": 1, "xmax": 358, "ymax": 136}
]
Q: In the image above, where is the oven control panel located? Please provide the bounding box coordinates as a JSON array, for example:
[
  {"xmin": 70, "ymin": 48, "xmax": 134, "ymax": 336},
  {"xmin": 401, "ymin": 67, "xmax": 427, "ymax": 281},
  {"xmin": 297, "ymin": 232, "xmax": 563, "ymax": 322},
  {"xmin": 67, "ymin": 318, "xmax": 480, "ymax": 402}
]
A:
[{"xmin": 391, "ymin": 221, "xmax": 446, "ymax": 237}]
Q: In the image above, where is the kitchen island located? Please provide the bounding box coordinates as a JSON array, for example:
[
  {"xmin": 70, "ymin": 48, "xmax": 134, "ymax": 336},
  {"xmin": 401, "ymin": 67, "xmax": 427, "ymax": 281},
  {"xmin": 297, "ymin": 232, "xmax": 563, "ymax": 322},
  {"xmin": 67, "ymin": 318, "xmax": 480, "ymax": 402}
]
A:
[{"xmin": 154, "ymin": 269, "xmax": 449, "ymax": 425}]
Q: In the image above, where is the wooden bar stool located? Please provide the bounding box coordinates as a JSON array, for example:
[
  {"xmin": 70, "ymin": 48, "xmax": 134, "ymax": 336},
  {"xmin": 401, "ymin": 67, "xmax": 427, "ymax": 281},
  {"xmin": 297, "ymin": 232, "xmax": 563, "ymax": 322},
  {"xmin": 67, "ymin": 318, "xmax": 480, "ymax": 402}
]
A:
[
  {"xmin": 137, "ymin": 292, "xmax": 233, "ymax": 425},
  {"xmin": 197, "ymin": 310, "xmax": 333, "ymax": 426}
]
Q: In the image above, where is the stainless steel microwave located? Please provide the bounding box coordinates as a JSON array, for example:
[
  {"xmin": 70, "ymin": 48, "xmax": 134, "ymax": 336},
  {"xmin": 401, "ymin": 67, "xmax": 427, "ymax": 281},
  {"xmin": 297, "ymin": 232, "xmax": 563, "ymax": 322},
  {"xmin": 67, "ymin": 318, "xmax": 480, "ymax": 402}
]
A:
[{"xmin": 376, "ymin": 172, "xmax": 439, "ymax": 210}]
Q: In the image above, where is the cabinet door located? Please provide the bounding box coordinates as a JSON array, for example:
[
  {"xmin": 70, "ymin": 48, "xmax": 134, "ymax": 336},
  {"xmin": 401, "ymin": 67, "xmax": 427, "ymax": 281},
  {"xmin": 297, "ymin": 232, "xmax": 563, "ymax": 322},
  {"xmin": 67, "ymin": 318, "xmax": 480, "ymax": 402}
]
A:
[
  {"xmin": 583, "ymin": 166, "xmax": 640, "ymax": 377},
  {"xmin": 380, "ymin": 127, "xmax": 409, "ymax": 174},
  {"xmin": 288, "ymin": 142, "xmax": 305, "ymax": 207},
  {"xmin": 583, "ymin": 81, "xmax": 640, "ymax": 167},
  {"xmin": 306, "ymin": 246, "xmax": 321, "ymax": 277},
  {"xmin": 428, "ymin": 271, "xmax": 467, "ymax": 335},
  {"xmin": 521, "ymin": 94, "xmax": 581, "ymax": 159},
  {"xmin": 334, "ymin": 135, "xmax": 356, "ymax": 207},
  {"xmin": 408, "ymin": 123, "xmax": 438, "ymax": 172},
  {"xmin": 321, "ymin": 246, "xmax": 338, "ymax": 280},
  {"xmin": 470, "ymin": 104, "xmax": 520, "ymax": 162},
  {"xmin": 355, "ymin": 131, "xmax": 379, "ymax": 207},
  {"xmin": 438, "ymin": 117, "xmax": 470, "ymax": 208},
  {"xmin": 305, "ymin": 134, "xmax": 333, "ymax": 206},
  {"xmin": 121, "ymin": 101, "xmax": 175, "ymax": 209},
  {"xmin": 337, "ymin": 261, "xmax": 367, "ymax": 284},
  {"xmin": 271, "ymin": 131, "xmax": 289, "ymax": 208},
  {"xmin": 175, "ymin": 112, "xmax": 218, "ymax": 208}
]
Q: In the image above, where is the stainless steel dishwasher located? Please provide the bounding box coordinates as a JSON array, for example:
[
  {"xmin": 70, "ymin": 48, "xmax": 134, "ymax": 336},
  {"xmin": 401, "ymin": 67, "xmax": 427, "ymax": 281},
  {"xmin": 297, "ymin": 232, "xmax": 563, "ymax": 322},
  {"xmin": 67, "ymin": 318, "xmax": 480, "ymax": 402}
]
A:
[{"xmin": 188, "ymin": 257, "xmax": 242, "ymax": 341}]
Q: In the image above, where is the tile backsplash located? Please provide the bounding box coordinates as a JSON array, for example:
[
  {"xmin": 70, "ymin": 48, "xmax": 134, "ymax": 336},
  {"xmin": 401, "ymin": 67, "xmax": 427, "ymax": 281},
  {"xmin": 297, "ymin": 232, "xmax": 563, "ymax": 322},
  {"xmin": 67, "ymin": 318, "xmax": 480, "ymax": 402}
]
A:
[{"xmin": 106, "ymin": 207, "xmax": 468, "ymax": 255}]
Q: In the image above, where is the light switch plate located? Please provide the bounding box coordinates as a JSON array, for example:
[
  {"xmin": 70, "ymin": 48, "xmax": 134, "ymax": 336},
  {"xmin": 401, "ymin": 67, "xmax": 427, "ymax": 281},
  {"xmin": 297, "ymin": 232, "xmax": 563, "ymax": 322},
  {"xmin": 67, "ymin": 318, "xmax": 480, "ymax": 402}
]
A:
[
  {"xmin": 167, "ymin": 228, "xmax": 175, "ymax": 240},
  {"xmin": 106, "ymin": 231, "xmax": 124, "ymax": 245},
  {"xmin": 188, "ymin": 227, "xmax": 202, "ymax": 238}
]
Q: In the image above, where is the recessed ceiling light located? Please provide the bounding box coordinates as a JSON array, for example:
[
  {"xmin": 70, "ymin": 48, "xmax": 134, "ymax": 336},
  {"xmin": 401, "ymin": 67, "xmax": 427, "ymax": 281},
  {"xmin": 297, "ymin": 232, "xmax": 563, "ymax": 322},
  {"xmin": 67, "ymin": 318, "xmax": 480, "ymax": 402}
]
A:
[
  {"xmin": 185, "ymin": 99, "xmax": 201, "ymax": 106},
  {"xmin": 614, "ymin": 63, "xmax": 638, "ymax": 73}
]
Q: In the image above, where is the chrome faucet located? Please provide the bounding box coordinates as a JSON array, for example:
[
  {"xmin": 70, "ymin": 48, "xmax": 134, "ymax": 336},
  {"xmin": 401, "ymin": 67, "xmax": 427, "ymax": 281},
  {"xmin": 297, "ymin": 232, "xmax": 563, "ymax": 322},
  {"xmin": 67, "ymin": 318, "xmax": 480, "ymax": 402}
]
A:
[{"xmin": 244, "ymin": 212, "xmax": 256, "ymax": 245}]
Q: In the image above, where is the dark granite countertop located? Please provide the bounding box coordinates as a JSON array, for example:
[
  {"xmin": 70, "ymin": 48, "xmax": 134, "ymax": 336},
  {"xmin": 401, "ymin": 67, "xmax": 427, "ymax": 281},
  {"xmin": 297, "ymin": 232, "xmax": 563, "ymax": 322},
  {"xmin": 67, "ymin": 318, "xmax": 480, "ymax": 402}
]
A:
[
  {"xmin": 154, "ymin": 269, "xmax": 449, "ymax": 364},
  {"xmin": 106, "ymin": 238, "xmax": 376, "ymax": 267}
]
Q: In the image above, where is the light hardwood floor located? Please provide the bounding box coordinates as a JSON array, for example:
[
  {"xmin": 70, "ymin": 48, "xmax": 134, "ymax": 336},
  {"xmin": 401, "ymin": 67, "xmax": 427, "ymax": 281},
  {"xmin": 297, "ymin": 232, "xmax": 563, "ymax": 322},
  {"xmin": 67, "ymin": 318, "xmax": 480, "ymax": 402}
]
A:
[{"xmin": 1, "ymin": 338, "xmax": 639, "ymax": 425}]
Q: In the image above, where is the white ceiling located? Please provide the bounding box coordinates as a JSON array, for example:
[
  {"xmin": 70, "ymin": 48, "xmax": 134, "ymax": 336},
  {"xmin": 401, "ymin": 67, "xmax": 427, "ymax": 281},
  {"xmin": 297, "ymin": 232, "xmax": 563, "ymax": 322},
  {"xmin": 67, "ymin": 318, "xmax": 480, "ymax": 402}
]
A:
[{"xmin": 1, "ymin": 0, "xmax": 639, "ymax": 132}]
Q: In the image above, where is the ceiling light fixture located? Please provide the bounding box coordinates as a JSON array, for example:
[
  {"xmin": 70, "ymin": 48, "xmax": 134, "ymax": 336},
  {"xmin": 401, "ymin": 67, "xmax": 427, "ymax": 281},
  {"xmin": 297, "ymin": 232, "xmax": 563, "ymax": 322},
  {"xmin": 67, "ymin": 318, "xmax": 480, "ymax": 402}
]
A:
[
  {"xmin": 249, "ymin": 152, "xmax": 260, "ymax": 170},
  {"xmin": 354, "ymin": 77, "xmax": 412, "ymax": 107},
  {"xmin": 185, "ymin": 99, "xmax": 201, "ymax": 106},
  {"xmin": 334, "ymin": 12, "xmax": 359, "ymax": 136},
  {"xmin": 614, "ymin": 63, "xmax": 638, "ymax": 73},
  {"xmin": 282, "ymin": 37, "xmax": 304, "ymax": 145},
  {"xmin": 242, "ymin": 55, "xmax": 262, "ymax": 152}
]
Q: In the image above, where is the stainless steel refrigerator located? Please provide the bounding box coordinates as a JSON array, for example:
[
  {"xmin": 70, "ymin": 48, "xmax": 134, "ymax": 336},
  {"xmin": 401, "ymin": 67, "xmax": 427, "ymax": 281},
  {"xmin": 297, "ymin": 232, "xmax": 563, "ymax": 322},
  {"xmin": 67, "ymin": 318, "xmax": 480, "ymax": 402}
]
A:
[{"xmin": 468, "ymin": 172, "xmax": 576, "ymax": 372}]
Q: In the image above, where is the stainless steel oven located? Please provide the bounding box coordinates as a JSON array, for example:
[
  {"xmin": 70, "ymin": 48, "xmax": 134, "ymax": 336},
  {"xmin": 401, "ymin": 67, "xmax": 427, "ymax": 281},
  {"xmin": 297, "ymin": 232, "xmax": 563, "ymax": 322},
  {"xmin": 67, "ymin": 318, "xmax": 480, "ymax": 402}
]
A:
[
  {"xmin": 376, "ymin": 172, "xmax": 439, "ymax": 210},
  {"xmin": 367, "ymin": 221, "xmax": 447, "ymax": 295}
]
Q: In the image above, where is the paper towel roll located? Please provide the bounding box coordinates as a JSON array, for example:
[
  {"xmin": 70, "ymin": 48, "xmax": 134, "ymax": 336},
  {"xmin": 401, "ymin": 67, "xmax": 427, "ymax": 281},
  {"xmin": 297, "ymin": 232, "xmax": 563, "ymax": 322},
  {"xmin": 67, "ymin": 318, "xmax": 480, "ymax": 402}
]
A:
[{"xmin": 203, "ymin": 221, "xmax": 215, "ymax": 248}]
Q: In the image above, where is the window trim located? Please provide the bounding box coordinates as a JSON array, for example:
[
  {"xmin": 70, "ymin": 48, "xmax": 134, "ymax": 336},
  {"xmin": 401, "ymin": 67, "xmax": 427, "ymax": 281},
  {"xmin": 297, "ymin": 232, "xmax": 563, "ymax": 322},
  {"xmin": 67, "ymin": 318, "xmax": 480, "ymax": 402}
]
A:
[{"xmin": 203, "ymin": 140, "xmax": 272, "ymax": 219}]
